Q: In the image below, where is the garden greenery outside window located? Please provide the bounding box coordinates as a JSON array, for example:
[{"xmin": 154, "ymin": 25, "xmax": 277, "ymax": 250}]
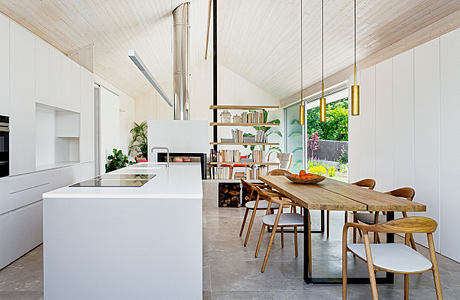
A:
[{"xmin": 284, "ymin": 88, "xmax": 349, "ymax": 182}]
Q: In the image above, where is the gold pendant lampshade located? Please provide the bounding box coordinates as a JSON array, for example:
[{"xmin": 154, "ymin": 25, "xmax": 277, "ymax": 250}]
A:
[
  {"xmin": 319, "ymin": 0, "xmax": 326, "ymax": 122},
  {"xmin": 351, "ymin": 0, "xmax": 360, "ymax": 116},
  {"xmin": 298, "ymin": 0, "xmax": 305, "ymax": 126}
]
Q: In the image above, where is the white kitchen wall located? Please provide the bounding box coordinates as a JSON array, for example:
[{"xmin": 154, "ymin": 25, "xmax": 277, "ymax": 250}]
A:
[
  {"xmin": 349, "ymin": 27, "xmax": 460, "ymax": 261},
  {"xmin": 0, "ymin": 12, "xmax": 100, "ymax": 269}
]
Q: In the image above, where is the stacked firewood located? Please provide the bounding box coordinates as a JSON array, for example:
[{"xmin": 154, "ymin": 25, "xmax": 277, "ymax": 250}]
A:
[{"xmin": 218, "ymin": 183, "xmax": 240, "ymax": 207}]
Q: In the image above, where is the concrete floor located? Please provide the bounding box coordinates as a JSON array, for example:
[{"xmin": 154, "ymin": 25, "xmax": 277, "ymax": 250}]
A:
[{"xmin": 1, "ymin": 190, "xmax": 460, "ymax": 299}]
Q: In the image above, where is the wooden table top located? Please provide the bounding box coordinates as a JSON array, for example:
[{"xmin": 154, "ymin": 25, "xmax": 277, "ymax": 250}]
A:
[{"xmin": 259, "ymin": 176, "xmax": 426, "ymax": 212}]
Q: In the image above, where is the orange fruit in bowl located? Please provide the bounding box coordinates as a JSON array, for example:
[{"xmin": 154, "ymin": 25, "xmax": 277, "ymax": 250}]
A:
[
  {"xmin": 300, "ymin": 175, "xmax": 307, "ymax": 180},
  {"xmin": 299, "ymin": 170, "xmax": 307, "ymax": 176}
]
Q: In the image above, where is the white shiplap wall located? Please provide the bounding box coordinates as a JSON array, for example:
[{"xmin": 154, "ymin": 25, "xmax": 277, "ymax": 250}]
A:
[{"xmin": 349, "ymin": 27, "xmax": 460, "ymax": 261}]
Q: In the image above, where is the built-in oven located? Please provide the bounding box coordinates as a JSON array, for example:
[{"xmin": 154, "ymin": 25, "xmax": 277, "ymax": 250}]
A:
[{"xmin": 0, "ymin": 116, "xmax": 9, "ymax": 177}]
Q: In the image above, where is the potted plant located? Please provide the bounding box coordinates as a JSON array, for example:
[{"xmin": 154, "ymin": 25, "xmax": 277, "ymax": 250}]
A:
[
  {"xmin": 105, "ymin": 149, "xmax": 133, "ymax": 173},
  {"xmin": 128, "ymin": 121, "xmax": 148, "ymax": 159}
]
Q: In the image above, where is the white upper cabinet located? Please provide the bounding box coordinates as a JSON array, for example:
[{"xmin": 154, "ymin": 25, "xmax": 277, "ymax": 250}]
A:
[
  {"xmin": 9, "ymin": 21, "xmax": 36, "ymax": 175},
  {"xmin": 80, "ymin": 68, "xmax": 94, "ymax": 163},
  {"xmin": 35, "ymin": 38, "xmax": 51, "ymax": 105},
  {"xmin": 68, "ymin": 60, "xmax": 81, "ymax": 112},
  {"xmin": 49, "ymin": 47, "xmax": 62, "ymax": 108},
  {"xmin": 0, "ymin": 14, "xmax": 9, "ymax": 116}
]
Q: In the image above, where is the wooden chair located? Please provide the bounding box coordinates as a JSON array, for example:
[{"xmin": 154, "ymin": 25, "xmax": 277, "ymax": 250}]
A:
[
  {"xmin": 240, "ymin": 180, "xmax": 282, "ymax": 247},
  {"xmin": 325, "ymin": 179, "xmax": 376, "ymax": 238},
  {"xmin": 342, "ymin": 217, "xmax": 442, "ymax": 300},
  {"xmin": 254, "ymin": 186, "xmax": 311, "ymax": 273},
  {"xmin": 353, "ymin": 187, "xmax": 416, "ymax": 247}
]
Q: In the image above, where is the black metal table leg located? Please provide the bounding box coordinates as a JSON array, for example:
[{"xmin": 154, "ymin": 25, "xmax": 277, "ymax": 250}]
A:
[
  {"xmin": 303, "ymin": 208, "xmax": 311, "ymax": 283},
  {"xmin": 303, "ymin": 209, "xmax": 396, "ymax": 284},
  {"xmin": 311, "ymin": 209, "xmax": 325, "ymax": 234}
]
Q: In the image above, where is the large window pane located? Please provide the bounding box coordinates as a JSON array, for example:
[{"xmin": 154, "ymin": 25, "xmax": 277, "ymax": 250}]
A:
[{"xmin": 284, "ymin": 103, "xmax": 304, "ymax": 173}]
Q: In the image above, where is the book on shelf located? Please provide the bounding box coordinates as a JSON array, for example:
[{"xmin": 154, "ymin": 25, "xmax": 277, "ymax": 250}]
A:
[
  {"xmin": 239, "ymin": 111, "xmax": 265, "ymax": 124},
  {"xmin": 217, "ymin": 150, "xmax": 241, "ymax": 163},
  {"xmin": 231, "ymin": 129, "xmax": 243, "ymax": 143},
  {"xmin": 252, "ymin": 150, "xmax": 265, "ymax": 163}
]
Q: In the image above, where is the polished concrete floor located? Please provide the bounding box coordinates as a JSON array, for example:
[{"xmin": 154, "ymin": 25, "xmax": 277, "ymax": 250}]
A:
[{"xmin": 1, "ymin": 190, "xmax": 460, "ymax": 299}]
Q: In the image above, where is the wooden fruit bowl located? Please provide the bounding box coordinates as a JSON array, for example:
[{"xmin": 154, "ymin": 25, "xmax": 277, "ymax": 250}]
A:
[{"xmin": 286, "ymin": 174, "xmax": 325, "ymax": 184}]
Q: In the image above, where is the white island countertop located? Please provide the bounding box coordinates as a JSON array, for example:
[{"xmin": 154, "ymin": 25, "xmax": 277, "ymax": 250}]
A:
[
  {"xmin": 43, "ymin": 162, "xmax": 203, "ymax": 300},
  {"xmin": 43, "ymin": 162, "xmax": 203, "ymax": 199}
]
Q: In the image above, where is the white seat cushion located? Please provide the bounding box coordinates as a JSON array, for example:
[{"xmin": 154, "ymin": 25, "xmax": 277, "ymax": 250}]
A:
[
  {"xmin": 354, "ymin": 212, "xmax": 386, "ymax": 224},
  {"xmin": 245, "ymin": 200, "xmax": 279, "ymax": 209},
  {"xmin": 262, "ymin": 213, "xmax": 304, "ymax": 226},
  {"xmin": 347, "ymin": 243, "xmax": 432, "ymax": 273}
]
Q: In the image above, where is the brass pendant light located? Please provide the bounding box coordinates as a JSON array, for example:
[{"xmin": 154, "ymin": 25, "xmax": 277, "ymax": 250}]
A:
[
  {"xmin": 351, "ymin": 0, "xmax": 360, "ymax": 115},
  {"xmin": 319, "ymin": 0, "xmax": 326, "ymax": 122},
  {"xmin": 299, "ymin": 0, "xmax": 305, "ymax": 126}
]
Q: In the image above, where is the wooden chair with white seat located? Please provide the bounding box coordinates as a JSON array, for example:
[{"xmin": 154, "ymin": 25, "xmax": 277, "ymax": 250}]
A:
[
  {"xmin": 240, "ymin": 179, "xmax": 282, "ymax": 247},
  {"xmin": 326, "ymin": 178, "xmax": 376, "ymax": 239},
  {"xmin": 353, "ymin": 187, "xmax": 417, "ymax": 247},
  {"xmin": 342, "ymin": 217, "xmax": 443, "ymax": 300},
  {"xmin": 254, "ymin": 186, "xmax": 311, "ymax": 273}
]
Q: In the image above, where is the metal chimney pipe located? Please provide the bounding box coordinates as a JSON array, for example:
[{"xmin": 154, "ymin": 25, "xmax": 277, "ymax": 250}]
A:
[{"xmin": 172, "ymin": 2, "xmax": 191, "ymax": 120}]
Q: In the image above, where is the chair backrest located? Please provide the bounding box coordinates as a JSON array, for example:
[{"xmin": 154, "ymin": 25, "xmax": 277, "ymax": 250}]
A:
[
  {"xmin": 277, "ymin": 153, "xmax": 293, "ymax": 170},
  {"xmin": 352, "ymin": 178, "xmax": 376, "ymax": 190},
  {"xmin": 360, "ymin": 217, "xmax": 437, "ymax": 234},
  {"xmin": 385, "ymin": 187, "xmax": 415, "ymax": 201},
  {"xmin": 268, "ymin": 169, "xmax": 291, "ymax": 176},
  {"xmin": 241, "ymin": 179, "xmax": 255, "ymax": 192}
]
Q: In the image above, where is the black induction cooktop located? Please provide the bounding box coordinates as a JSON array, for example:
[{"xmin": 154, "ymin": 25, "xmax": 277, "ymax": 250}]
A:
[{"xmin": 70, "ymin": 174, "xmax": 156, "ymax": 187}]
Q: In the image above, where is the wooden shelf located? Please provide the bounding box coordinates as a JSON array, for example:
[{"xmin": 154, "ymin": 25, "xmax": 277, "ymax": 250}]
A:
[
  {"xmin": 209, "ymin": 162, "xmax": 279, "ymax": 166},
  {"xmin": 210, "ymin": 105, "xmax": 279, "ymax": 110},
  {"xmin": 210, "ymin": 122, "xmax": 280, "ymax": 126},
  {"xmin": 210, "ymin": 142, "xmax": 279, "ymax": 146}
]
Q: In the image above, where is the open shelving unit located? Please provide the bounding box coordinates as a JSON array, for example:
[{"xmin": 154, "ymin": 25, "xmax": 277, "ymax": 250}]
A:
[{"xmin": 209, "ymin": 105, "xmax": 281, "ymax": 181}]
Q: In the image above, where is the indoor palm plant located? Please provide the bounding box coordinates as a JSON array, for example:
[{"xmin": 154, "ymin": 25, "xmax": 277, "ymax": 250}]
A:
[{"xmin": 128, "ymin": 121, "xmax": 148, "ymax": 159}]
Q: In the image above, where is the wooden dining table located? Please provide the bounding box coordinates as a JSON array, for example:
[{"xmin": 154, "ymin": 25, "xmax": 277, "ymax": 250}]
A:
[{"xmin": 259, "ymin": 175, "xmax": 426, "ymax": 285}]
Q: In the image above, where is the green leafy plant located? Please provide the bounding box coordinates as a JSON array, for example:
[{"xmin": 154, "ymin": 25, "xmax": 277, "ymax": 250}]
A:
[
  {"xmin": 328, "ymin": 166, "xmax": 336, "ymax": 177},
  {"xmin": 310, "ymin": 165, "xmax": 327, "ymax": 176},
  {"xmin": 338, "ymin": 146, "xmax": 348, "ymax": 165},
  {"xmin": 307, "ymin": 98, "xmax": 348, "ymax": 141},
  {"xmin": 128, "ymin": 121, "xmax": 148, "ymax": 158},
  {"xmin": 105, "ymin": 149, "xmax": 133, "ymax": 173}
]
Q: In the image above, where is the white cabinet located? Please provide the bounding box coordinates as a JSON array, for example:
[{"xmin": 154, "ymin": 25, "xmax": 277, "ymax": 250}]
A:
[
  {"xmin": 0, "ymin": 14, "xmax": 9, "ymax": 116},
  {"xmin": 80, "ymin": 69, "xmax": 94, "ymax": 162},
  {"xmin": 9, "ymin": 21, "xmax": 36, "ymax": 175},
  {"xmin": 68, "ymin": 60, "xmax": 81, "ymax": 112},
  {"xmin": 35, "ymin": 38, "xmax": 51, "ymax": 105},
  {"xmin": 49, "ymin": 47, "xmax": 62, "ymax": 108},
  {"xmin": 0, "ymin": 201, "xmax": 43, "ymax": 269}
]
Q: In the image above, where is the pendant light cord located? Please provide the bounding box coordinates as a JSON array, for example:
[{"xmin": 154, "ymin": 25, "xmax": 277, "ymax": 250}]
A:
[
  {"xmin": 300, "ymin": 0, "xmax": 303, "ymax": 101},
  {"xmin": 354, "ymin": 0, "xmax": 357, "ymax": 85},
  {"xmin": 321, "ymin": 0, "xmax": 324, "ymax": 98}
]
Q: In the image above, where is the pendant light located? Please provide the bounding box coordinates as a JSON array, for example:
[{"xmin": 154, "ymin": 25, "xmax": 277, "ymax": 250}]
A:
[
  {"xmin": 351, "ymin": 0, "xmax": 360, "ymax": 115},
  {"xmin": 299, "ymin": 0, "xmax": 305, "ymax": 126},
  {"xmin": 319, "ymin": 0, "xmax": 326, "ymax": 122}
]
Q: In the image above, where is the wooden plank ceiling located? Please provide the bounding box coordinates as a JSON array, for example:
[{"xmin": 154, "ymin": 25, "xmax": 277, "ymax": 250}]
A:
[{"xmin": 0, "ymin": 0, "xmax": 459, "ymax": 101}]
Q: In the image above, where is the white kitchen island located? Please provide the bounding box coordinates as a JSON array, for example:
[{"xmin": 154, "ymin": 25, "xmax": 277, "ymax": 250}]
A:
[{"xmin": 43, "ymin": 163, "xmax": 203, "ymax": 300}]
